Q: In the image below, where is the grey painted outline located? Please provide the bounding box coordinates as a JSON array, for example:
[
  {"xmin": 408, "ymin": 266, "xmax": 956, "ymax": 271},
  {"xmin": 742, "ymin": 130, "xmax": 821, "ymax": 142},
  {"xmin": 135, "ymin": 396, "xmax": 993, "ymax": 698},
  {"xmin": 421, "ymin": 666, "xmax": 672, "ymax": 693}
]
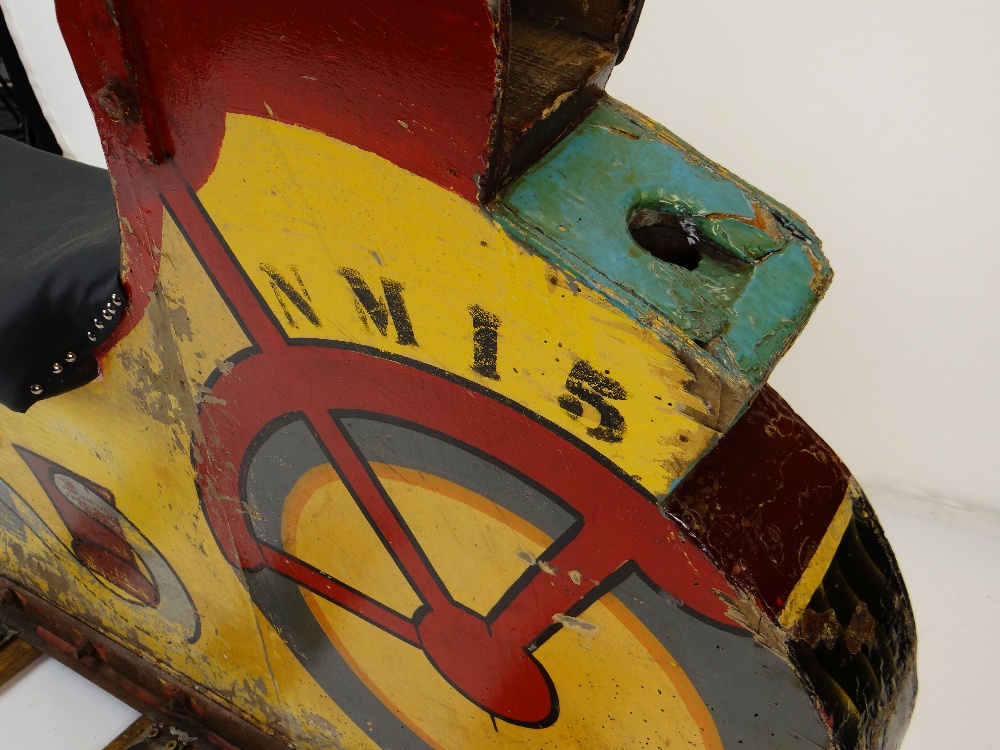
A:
[{"xmin": 242, "ymin": 414, "xmax": 830, "ymax": 748}]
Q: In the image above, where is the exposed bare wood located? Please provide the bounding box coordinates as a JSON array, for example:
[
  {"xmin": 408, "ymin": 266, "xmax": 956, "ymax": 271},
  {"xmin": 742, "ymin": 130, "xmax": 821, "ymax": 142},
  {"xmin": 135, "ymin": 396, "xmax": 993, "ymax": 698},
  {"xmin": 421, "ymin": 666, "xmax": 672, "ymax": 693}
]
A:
[
  {"xmin": 513, "ymin": 0, "xmax": 632, "ymax": 42},
  {"xmin": 0, "ymin": 637, "xmax": 41, "ymax": 689},
  {"xmin": 506, "ymin": 17, "xmax": 613, "ymax": 131},
  {"xmin": 495, "ymin": 15, "xmax": 615, "ymax": 189},
  {"xmin": 101, "ymin": 717, "xmax": 155, "ymax": 750}
]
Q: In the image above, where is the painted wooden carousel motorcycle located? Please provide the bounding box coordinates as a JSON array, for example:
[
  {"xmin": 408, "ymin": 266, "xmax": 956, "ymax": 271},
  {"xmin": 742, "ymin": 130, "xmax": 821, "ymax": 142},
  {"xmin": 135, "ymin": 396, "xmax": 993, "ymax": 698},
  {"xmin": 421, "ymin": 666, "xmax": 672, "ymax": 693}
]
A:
[{"xmin": 0, "ymin": 1, "xmax": 915, "ymax": 748}]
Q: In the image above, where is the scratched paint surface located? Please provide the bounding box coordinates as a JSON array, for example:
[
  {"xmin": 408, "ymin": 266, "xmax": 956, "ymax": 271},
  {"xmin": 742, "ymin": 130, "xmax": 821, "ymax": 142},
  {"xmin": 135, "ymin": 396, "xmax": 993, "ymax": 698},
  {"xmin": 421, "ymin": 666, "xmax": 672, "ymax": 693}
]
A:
[
  {"xmin": 53, "ymin": 0, "xmax": 503, "ymax": 340},
  {"xmin": 496, "ymin": 99, "xmax": 832, "ymax": 387},
  {"xmin": 0, "ymin": 111, "xmax": 836, "ymax": 749},
  {"xmin": 195, "ymin": 113, "xmax": 722, "ymax": 496},
  {"xmin": 0, "ymin": 0, "xmax": 919, "ymax": 745},
  {"xmin": 0, "ymin": 309, "xmax": 299, "ymax": 736}
]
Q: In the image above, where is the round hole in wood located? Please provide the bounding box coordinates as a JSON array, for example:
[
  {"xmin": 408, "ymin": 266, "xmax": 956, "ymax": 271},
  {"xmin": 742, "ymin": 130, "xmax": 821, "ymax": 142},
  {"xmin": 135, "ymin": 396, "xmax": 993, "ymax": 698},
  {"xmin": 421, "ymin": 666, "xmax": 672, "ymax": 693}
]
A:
[{"xmin": 628, "ymin": 207, "xmax": 705, "ymax": 271}]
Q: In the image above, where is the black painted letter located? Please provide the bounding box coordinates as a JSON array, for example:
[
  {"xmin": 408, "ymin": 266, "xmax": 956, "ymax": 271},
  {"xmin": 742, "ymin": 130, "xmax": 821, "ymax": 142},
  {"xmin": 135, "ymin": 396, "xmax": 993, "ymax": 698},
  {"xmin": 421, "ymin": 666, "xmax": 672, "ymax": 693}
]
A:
[
  {"xmin": 558, "ymin": 360, "xmax": 628, "ymax": 443},
  {"xmin": 339, "ymin": 268, "xmax": 417, "ymax": 346},
  {"xmin": 261, "ymin": 264, "xmax": 321, "ymax": 328},
  {"xmin": 469, "ymin": 305, "xmax": 501, "ymax": 380}
]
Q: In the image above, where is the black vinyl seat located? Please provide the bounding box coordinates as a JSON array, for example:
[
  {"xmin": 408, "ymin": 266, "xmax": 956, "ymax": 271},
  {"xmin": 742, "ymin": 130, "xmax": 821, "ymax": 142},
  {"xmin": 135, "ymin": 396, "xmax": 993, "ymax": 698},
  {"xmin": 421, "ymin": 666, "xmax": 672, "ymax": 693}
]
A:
[{"xmin": 0, "ymin": 134, "xmax": 125, "ymax": 412}]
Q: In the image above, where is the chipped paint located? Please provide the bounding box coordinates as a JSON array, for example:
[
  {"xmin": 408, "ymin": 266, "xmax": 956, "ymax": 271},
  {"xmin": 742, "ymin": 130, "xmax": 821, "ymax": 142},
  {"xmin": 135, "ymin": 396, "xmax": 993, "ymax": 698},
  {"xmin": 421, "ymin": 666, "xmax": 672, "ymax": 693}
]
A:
[
  {"xmin": 495, "ymin": 99, "xmax": 831, "ymax": 392},
  {"xmin": 718, "ymin": 592, "xmax": 789, "ymax": 661},
  {"xmin": 552, "ymin": 612, "xmax": 600, "ymax": 635},
  {"xmin": 0, "ymin": 2, "xmax": 914, "ymax": 747}
]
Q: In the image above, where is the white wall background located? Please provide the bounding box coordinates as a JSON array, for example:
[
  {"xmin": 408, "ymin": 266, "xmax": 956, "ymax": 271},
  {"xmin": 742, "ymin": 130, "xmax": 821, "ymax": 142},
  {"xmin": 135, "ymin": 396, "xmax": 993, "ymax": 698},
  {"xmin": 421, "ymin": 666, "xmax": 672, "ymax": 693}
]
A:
[
  {"xmin": 0, "ymin": 0, "xmax": 102, "ymax": 164},
  {"xmin": 610, "ymin": 0, "xmax": 1000, "ymax": 516}
]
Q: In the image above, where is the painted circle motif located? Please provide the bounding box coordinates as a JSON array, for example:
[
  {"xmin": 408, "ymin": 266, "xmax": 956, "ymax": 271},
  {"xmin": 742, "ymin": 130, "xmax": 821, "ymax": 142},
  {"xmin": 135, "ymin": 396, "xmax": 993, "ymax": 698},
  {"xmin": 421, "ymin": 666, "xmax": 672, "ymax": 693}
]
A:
[{"xmin": 197, "ymin": 345, "xmax": 829, "ymax": 748}]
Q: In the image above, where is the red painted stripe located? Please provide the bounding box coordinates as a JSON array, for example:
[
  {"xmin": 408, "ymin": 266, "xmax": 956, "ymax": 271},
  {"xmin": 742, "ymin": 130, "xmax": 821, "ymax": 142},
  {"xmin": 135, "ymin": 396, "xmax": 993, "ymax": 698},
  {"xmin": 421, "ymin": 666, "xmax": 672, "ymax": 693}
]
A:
[{"xmin": 260, "ymin": 545, "xmax": 420, "ymax": 646}]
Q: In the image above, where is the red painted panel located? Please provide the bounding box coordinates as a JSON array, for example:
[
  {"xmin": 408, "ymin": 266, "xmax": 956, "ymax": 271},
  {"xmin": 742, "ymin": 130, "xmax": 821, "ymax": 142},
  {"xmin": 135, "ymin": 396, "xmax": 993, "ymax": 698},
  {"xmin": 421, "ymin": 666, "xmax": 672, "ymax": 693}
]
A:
[
  {"xmin": 668, "ymin": 386, "xmax": 850, "ymax": 619},
  {"xmin": 59, "ymin": 0, "xmax": 500, "ymax": 201}
]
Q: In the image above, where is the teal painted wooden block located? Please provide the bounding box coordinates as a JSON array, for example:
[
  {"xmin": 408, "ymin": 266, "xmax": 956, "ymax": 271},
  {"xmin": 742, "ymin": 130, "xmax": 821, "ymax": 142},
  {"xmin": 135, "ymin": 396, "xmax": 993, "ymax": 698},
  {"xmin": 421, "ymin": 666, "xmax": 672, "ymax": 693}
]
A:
[{"xmin": 497, "ymin": 99, "xmax": 831, "ymax": 390}]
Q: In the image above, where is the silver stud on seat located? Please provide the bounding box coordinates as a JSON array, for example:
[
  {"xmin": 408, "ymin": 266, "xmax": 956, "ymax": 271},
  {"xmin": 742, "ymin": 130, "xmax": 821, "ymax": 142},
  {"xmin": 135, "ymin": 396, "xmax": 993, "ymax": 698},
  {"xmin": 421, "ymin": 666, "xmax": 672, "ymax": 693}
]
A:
[
  {"xmin": 111, "ymin": 294, "xmax": 123, "ymax": 307},
  {"xmin": 86, "ymin": 332, "xmax": 97, "ymax": 342},
  {"xmin": 102, "ymin": 309, "xmax": 114, "ymax": 321},
  {"xmin": 94, "ymin": 319, "xmax": 105, "ymax": 329},
  {"xmin": 65, "ymin": 352, "xmax": 77, "ymax": 363},
  {"xmin": 52, "ymin": 363, "xmax": 63, "ymax": 374},
  {"xmin": 29, "ymin": 384, "xmax": 43, "ymax": 395}
]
